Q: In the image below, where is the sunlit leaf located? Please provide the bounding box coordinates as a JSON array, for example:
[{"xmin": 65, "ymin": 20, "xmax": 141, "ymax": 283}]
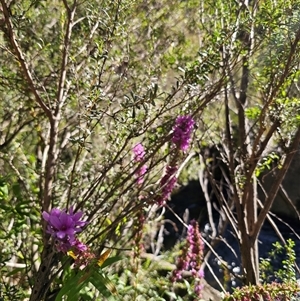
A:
[
  {"xmin": 100, "ymin": 255, "xmax": 123, "ymax": 269},
  {"xmin": 97, "ymin": 249, "xmax": 111, "ymax": 267},
  {"xmin": 67, "ymin": 250, "xmax": 77, "ymax": 260}
]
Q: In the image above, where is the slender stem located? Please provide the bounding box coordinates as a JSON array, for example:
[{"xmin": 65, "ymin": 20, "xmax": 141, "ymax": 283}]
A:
[{"xmin": 0, "ymin": 0, "xmax": 52, "ymax": 119}]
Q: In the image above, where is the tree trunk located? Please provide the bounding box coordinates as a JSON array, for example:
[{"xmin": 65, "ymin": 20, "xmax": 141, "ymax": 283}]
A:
[
  {"xmin": 29, "ymin": 245, "xmax": 56, "ymax": 301},
  {"xmin": 240, "ymin": 232, "xmax": 259, "ymax": 285}
]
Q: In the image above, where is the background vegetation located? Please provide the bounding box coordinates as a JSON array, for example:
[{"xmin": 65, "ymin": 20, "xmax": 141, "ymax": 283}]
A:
[{"xmin": 1, "ymin": 0, "xmax": 300, "ymax": 300}]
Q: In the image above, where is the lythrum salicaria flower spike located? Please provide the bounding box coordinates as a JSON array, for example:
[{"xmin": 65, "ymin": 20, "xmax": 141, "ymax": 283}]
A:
[
  {"xmin": 171, "ymin": 220, "xmax": 204, "ymax": 297},
  {"xmin": 172, "ymin": 115, "xmax": 195, "ymax": 152}
]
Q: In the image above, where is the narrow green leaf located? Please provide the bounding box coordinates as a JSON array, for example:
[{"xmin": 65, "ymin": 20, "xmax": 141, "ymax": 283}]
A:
[
  {"xmin": 100, "ymin": 255, "xmax": 123, "ymax": 269},
  {"xmin": 55, "ymin": 270, "xmax": 87, "ymax": 301},
  {"xmin": 89, "ymin": 268, "xmax": 117, "ymax": 297}
]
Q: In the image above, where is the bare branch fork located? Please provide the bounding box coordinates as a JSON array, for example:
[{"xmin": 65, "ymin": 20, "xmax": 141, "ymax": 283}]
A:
[{"xmin": 219, "ymin": 0, "xmax": 300, "ymax": 285}]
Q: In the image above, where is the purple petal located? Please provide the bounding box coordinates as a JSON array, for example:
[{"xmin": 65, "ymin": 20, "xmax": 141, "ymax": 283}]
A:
[
  {"xmin": 42, "ymin": 211, "xmax": 50, "ymax": 221},
  {"xmin": 65, "ymin": 227, "xmax": 76, "ymax": 236},
  {"xmin": 56, "ymin": 231, "xmax": 67, "ymax": 240},
  {"xmin": 72, "ymin": 211, "xmax": 83, "ymax": 222},
  {"xmin": 60, "ymin": 213, "xmax": 75, "ymax": 228},
  {"xmin": 50, "ymin": 208, "xmax": 62, "ymax": 216},
  {"xmin": 68, "ymin": 206, "xmax": 74, "ymax": 215},
  {"xmin": 75, "ymin": 220, "xmax": 86, "ymax": 228},
  {"xmin": 68, "ymin": 234, "xmax": 76, "ymax": 244},
  {"xmin": 46, "ymin": 226, "xmax": 56, "ymax": 235},
  {"xmin": 49, "ymin": 215, "xmax": 62, "ymax": 229}
]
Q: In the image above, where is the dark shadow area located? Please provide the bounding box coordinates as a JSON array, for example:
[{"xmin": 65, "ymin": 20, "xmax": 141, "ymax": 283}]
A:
[{"xmin": 162, "ymin": 178, "xmax": 300, "ymax": 291}]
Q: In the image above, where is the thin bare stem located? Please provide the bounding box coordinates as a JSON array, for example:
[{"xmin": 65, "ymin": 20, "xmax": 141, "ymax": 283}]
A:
[{"xmin": 0, "ymin": 0, "xmax": 52, "ymax": 119}]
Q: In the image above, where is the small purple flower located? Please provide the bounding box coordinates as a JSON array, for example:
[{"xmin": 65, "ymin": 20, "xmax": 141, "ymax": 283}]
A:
[
  {"xmin": 132, "ymin": 143, "xmax": 147, "ymax": 185},
  {"xmin": 194, "ymin": 283, "xmax": 204, "ymax": 296},
  {"xmin": 42, "ymin": 207, "xmax": 87, "ymax": 249},
  {"xmin": 136, "ymin": 164, "xmax": 148, "ymax": 185},
  {"xmin": 133, "ymin": 143, "xmax": 145, "ymax": 162},
  {"xmin": 73, "ymin": 239, "xmax": 88, "ymax": 253},
  {"xmin": 198, "ymin": 269, "xmax": 205, "ymax": 278},
  {"xmin": 171, "ymin": 269, "xmax": 183, "ymax": 282},
  {"xmin": 172, "ymin": 115, "xmax": 195, "ymax": 151}
]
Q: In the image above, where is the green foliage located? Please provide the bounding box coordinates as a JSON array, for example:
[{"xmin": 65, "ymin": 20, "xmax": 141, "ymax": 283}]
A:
[
  {"xmin": 112, "ymin": 262, "xmax": 170, "ymax": 300},
  {"xmin": 255, "ymin": 152, "xmax": 280, "ymax": 177},
  {"xmin": 245, "ymin": 107, "xmax": 261, "ymax": 121},
  {"xmin": 223, "ymin": 240, "xmax": 299, "ymax": 301},
  {"xmin": 1, "ymin": 0, "xmax": 300, "ymax": 299},
  {"xmin": 54, "ymin": 254, "xmax": 122, "ymax": 301},
  {"xmin": 260, "ymin": 239, "xmax": 297, "ymax": 284},
  {"xmin": 222, "ymin": 282, "xmax": 300, "ymax": 301},
  {"xmin": 0, "ymin": 282, "xmax": 28, "ymax": 301}
]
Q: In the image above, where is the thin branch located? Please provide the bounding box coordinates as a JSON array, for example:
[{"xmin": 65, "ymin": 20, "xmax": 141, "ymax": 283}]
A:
[
  {"xmin": 0, "ymin": 118, "xmax": 35, "ymax": 150},
  {"xmin": 0, "ymin": 0, "xmax": 52, "ymax": 119},
  {"xmin": 253, "ymin": 126, "xmax": 300, "ymax": 240},
  {"xmin": 277, "ymin": 185, "xmax": 300, "ymax": 220},
  {"xmin": 56, "ymin": 0, "xmax": 76, "ymax": 110},
  {"xmin": 201, "ymin": 236, "xmax": 227, "ymax": 293},
  {"xmin": 198, "ymin": 154, "xmax": 217, "ymax": 238}
]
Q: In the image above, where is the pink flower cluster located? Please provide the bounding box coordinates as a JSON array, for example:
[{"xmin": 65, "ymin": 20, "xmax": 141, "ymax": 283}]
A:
[
  {"xmin": 172, "ymin": 115, "xmax": 195, "ymax": 152},
  {"xmin": 155, "ymin": 116, "xmax": 195, "ymax": 206},
  {"xmin": 171, "ymin": 220, "xmax": 204, "ymax": 297},
  {"xmin": 133, "ymin": 143, "xmax": 148, "ymax": 185}
]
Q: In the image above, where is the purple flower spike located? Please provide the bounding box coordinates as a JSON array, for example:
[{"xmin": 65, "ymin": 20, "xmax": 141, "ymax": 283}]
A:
[
  {"xmin": 172, "ymin": 115, "xmax": 195, "ymax": 151},
  {"xmin": 195, "ymin": 283, "xmax": 204, "ymax": 296},
  {"xmin": 171, "ymin": 219, "xmax": 204, "ymax": 294}
]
